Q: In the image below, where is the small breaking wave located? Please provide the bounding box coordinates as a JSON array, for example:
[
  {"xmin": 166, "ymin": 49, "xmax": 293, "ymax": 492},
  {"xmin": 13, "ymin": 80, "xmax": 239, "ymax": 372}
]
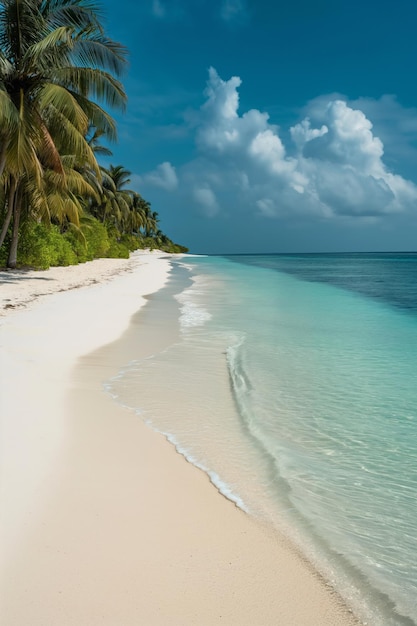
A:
[
  {"xmin": 175, "ymin": 275, "xmax": 213, "ymax": 330},
  {"xmin": 143, "ymin": 419, "xmax": 249, "ymax": 512},
  {"xmin": 177, "ymin": 300, "xmax": 212, "ymax": 329}
]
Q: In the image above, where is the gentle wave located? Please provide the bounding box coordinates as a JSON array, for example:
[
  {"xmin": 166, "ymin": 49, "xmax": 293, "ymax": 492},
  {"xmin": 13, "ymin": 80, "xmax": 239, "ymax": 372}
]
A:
[
  {"xmin": 175, "ymin": 275, "xmax": 212, "ymax": 330},
  {"xmin": 143, "ymin": 419, "xmax": 249, "ymax": 512},
  {"xmin": 225, "ymin": 331, "xmax": 417, "ymax": 626}
]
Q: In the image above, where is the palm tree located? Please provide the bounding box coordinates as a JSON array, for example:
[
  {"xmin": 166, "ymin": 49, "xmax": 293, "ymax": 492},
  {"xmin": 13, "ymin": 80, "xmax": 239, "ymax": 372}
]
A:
[
  {"xmin": 0, "ymin": 0, "xmax": 127, "ymax": 267},
  {"xmin": 139, "ymin": 202, "xmax": 159, "ymax": 238},
  {"xmin": 91, "ymin": 164, "xmax": 133, "ymax": 230},
  {"xmin": 129, "ymin": 192, "xmax": 147, "ymax": 234},
  {"xmin": 87, "ymin": 126, "xmax": 113, "ymax": 158}
]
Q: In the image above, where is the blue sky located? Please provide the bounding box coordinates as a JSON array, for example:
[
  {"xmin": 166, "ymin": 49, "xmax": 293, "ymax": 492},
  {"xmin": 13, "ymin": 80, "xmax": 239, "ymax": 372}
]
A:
[{"xmin": 99, "ymin": 0, "xmax": 417, "ymax": 253}]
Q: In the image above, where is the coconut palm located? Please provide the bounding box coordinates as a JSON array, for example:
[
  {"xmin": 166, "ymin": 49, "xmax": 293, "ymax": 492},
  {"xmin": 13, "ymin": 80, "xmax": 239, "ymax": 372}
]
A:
[
  {"xmin": 91, "ymin": 164, "xmax": 134, "ymax": 230},
  {"xmin": 0, "ymin": 0, "xmax": 127, "ymax": 267},
  {"xmin": 129, "ymin": 192, "xmax": 147, "ymax": 234},
  {"xmin": 143, "ymin": 207, "xmax": 159, "ymax": 238},
  {"xmin": 87, "ymin": 126, "xmax": 113, "ymax": 158}
]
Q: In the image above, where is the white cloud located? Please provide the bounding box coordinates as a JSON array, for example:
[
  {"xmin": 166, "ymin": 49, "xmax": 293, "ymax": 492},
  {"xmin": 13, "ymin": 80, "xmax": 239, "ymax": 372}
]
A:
[
  {"xmin": 249, "ymin": 129, "xmax": 295, "ymax": 178},
  {"xmin": 142, "ymin": 161, "xmax": 178, "ymax": 191},
  {"xmin": 134, "ymin": 69, "xmax": 417, "ymax": 236},
  {"xmin": 197, "ymin": 68, "xmax": 242, "ymax": 151},
  {"xmin": 292, "ymin": 100, "xmax": 385, "ymax": 175},
  {"xmin": 177, "ymin": 68, "xmax": 417, "ymax": 220},
  {"xmin": 349, "ymin": 95, "xmax": 417, "ymax": 178},
  {"xmin": 290, "ymin": 118, "xmax": 328, "ymax": 149}
]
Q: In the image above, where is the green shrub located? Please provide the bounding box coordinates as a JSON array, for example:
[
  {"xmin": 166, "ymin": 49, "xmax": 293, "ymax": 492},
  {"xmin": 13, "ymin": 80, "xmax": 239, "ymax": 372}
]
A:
[
  {"xmin": 0, "ymin": 208, "xmax": 188, "ymax": 269},
  {"xmin": 18, "ymin": 222, "xmax": 77, "ymax": 269},
  {"xmin": 106, "ymin": 238, "xmax": 130, "ymax": 258},
  {"xmin": 82, "ymin": 219, "xmax": 110, "ymax": 259},
  {"xmin": 162, "ymin": 242, "xmax": 189, "ymax": 253},
  {"xmin": 119, "ymin": 233, "xmax": 142, "ymax": 252},
  {"xmin": 141, "ymin": 236, "xmax": 158, "ymax": 250},
  {"xmin": 63, "ymin": 227, "xmax": 88, "ymax": 263}
]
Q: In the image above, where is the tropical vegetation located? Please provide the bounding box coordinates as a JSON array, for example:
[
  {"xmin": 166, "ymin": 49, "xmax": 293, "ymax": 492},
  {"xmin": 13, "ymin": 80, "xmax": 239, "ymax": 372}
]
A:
[{"xmin": 0, "ymin": 0, "xmax": 187, "ymax": 270}]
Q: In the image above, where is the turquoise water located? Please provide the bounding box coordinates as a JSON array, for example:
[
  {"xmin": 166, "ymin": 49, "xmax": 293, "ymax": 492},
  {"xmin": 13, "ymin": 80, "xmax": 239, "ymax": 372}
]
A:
[{"xmin": 109, "ymin": 253, "xmax": 417, "ymax": 625}]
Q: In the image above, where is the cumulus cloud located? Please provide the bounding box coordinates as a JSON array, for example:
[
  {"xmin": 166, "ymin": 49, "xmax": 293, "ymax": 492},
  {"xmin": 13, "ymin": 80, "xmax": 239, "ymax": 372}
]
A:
[
  {"xmin": 349, "ymin": 95, "xmax": 417, "ymax": 177},
  {"xmin": 134, "ymin": 68, "xmax": 417, "ymax": 236},
  {"xmin": 178, "ymin": 68, "xmax": 417, "ymax": 220},
  {"xmin": 291, "ymin": 101, "xmax": 385, "ymax": 174},
  {"xmin": 141, "ymin": 161, "xmax": 178, "ymax": 191}
]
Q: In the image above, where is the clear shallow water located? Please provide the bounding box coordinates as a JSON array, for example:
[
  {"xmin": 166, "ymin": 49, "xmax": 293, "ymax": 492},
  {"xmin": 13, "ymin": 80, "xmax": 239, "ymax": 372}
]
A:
[{"xmin": 109, "ymin": 253, "xmax": 417, "ymax": 626}]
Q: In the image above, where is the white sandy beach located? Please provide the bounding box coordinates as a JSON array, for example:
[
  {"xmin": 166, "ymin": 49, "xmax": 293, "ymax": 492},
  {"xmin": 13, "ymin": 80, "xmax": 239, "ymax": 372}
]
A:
[{"xmin": 0, "ymin": 251, "xmax": 361, "ymax": 625}]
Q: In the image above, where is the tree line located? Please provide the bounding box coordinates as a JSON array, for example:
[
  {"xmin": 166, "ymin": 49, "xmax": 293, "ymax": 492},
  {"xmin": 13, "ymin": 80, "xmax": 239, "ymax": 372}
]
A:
[{"xmin": 0, "ymin": 0, "xmax": 187, "ymax": 270}]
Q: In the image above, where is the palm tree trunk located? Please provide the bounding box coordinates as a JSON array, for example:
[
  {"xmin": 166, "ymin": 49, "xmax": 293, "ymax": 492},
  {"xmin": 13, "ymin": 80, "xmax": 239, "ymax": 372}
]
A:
[
  {"xmin": 0, "ymin": 137, "xmax": 8, "ymax": 179},
  {"xmin": 0, "ymin": 178, "xmax": 17, "ymax": 249},
  {"xmin": 7, "ymin": 183, "xmax": 22, "ymax": 269}
]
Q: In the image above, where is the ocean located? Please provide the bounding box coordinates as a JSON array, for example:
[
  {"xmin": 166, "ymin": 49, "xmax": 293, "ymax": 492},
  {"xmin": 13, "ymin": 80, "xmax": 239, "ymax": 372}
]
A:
[{"xmin": 108, "ymin": 252, "xmax": 417, "ymax": 625}]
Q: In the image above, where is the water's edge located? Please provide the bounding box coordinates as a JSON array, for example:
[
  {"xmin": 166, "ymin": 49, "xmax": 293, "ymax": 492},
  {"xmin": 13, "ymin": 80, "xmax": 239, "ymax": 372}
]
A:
[{"xmin": 106, "ymin": 257, "xmax": 416, "ymax": 626}]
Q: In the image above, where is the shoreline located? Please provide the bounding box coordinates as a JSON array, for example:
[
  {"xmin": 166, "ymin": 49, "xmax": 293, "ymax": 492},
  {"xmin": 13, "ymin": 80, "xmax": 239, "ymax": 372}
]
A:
[
  {"xmin": 0, "ymin": 249, "xmax": 171, "ymax": 316},
  {"xmin": 1, "ymin": 252, "xmax": 361, "ymax": 625}
]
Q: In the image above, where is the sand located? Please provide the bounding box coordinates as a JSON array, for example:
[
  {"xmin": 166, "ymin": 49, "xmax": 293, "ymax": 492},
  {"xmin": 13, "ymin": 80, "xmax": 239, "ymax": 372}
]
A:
[{"xmin": 0, "ymin": 251, "xmax": 361, "ymax": 625}]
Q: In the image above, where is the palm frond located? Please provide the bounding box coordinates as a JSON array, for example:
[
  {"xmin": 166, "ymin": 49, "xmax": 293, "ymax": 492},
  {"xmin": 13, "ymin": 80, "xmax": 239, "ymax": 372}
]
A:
[
  {"xmin": 6, "ymin": 116, "xmax": 43, "ymax": 185},
  {"xmin": 60, "ymin": 153, "xmax": 77, "ymax": 168},
  {"xmin": 100, "ymin": 167, "xmax": 117, "ymax": 192},
  {"xmin": 107, "ymin": 164, "xmax": 132, "ymax": 188},
  {"xmin": 54, "ymin": 66, "xmax": 127, "ymax": 110},
  {"xmin": 0, "ymin": 52, "xmax": 13, "ymax": 77},
  {"xmin": 41, "ymin": 0, "xmax": 104, "ymax": 31},
  {"xmin": 21, "ymin": 174, "xmax": 50, "ymax": 222},
  {"xmin": 62, "ymin": 165, "xmax": 100, "ymax": 201},
  {"xmin": 36, "ymin": 116, "xmax": 65, "ymax": 176},
  {"xmin": 2, "ymin": 0, "xmax": 47, "ymax": 59},
  {"xmin": 73, "ymin": 96, "xmax": 117, "ymax": 141},
  {"xmin": 85, "ymin": 126, "xmax": 113, "ymax": 155},
  {"xmin": 24, "ymin": 26, "xmax": 74, "ymax": 70},
  {"xmin": 45, "ymin": 190, "xmax": 81, "ymax": 225},
  {"xmin": 38, "ymin": 82, "xmax": 89, "ymax": 133},
  {"xmin": 0, "ymin": 87, "xmax": 19, "ymax": 132},
  {"xmin": 72, "ymin": 36, "xmax": 127, "ymax": 75},
  {"xmin": 46, "ymin": 107, "xmax": 99, "ymax": 174}
]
